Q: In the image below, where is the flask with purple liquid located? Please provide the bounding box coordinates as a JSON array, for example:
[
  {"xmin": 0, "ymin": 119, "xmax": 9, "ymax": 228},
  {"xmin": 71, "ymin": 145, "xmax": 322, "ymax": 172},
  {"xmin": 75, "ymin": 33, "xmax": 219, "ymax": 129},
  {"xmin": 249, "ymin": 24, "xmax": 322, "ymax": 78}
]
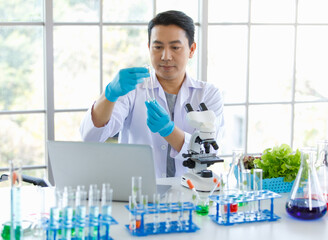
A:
[{"xmin": 286, "ymin": 148, "xmax": 327, "ymax": 220}]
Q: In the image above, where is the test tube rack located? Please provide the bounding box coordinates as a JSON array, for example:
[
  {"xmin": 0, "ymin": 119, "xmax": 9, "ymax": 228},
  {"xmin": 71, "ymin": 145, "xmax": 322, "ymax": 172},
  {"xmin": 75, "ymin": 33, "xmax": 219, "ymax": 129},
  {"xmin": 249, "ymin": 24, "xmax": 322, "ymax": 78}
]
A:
[
  {"xmin": 43, "ymin": 214, "xmax": 118, "ymax": 240},
  {"xmin": 208, "ymin": 190, "xmax": 281, "ymax": 226},
  {"xmin": 124, "ymin": 201, "xmax": 200, "ymax": 236}
]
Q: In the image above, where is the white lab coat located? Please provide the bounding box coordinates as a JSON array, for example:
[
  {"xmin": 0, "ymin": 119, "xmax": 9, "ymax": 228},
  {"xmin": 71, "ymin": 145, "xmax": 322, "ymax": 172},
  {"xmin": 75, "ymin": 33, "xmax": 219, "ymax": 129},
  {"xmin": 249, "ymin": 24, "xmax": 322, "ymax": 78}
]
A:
[{"xmin": 80, "ymin": 72, "xmax": 224, "ymax": 178}]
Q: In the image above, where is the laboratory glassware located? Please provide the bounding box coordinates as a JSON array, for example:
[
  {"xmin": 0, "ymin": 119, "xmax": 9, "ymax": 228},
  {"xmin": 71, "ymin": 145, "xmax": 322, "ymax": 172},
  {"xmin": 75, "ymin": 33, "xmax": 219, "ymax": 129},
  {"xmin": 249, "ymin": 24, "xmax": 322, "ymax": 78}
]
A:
[
  {"xmin": 9, "ymin": 159, "xmax": 22, "ymax": 240},
  {"xmin": 316, "ymin": 140, "xmax": 328, "ymax": 206},
  {"xmin": 286, "ymin": 148, "xmax": 327, "ymax": 220},
  {"xmin": 143, "ymin": 64, "xmax": 155, "ymax": 102},
  {"xmin": 152, "ymin": 193, "xmax": 160, "ymax": 233},
  {"xmin": 232, "ymin": 149, "xmax": 246, "ymax": 192},
  {"xmin": 253, "ymin": 169, "xmax": 263, "ymax": 218}
]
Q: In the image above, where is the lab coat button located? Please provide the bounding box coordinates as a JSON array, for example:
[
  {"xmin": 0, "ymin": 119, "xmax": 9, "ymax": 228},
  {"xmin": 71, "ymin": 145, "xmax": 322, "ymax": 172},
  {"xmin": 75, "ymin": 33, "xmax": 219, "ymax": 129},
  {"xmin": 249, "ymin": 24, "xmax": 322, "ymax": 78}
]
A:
[{"xmin": 161, "ymin": 145, "xmax": 167, "ymax": 150}]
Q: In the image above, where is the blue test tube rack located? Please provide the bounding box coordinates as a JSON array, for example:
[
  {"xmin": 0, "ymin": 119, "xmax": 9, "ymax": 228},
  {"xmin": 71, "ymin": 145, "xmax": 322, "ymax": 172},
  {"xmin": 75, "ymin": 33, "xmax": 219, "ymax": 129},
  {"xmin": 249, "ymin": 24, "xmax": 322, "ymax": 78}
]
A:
[
  {"xmin": 124, "ymin": 201, "xmax": 200, "ymax": 236},
  {"xmin": 208, "ymin": 190, "xmax": 281, "ymax": 226},
  {"xmin": 43, "ymin": 213, "xmax": 118, "ymax": 240}
]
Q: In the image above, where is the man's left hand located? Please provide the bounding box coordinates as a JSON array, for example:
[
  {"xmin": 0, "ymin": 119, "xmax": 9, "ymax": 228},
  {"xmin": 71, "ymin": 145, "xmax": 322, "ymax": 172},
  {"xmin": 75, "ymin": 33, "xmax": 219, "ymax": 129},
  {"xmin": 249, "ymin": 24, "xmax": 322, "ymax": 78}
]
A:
[{"xmin": 145, "ymin": 100, "xmax": 175, "ymax": 137}]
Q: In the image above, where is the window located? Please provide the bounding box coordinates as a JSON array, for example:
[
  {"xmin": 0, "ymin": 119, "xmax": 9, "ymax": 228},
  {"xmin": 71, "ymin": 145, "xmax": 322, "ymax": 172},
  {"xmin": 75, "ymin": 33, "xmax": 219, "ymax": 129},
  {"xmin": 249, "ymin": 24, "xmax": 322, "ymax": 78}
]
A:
[{"xmin": 1, "ymin": 0, "xmax": 328, "ymax": 180}]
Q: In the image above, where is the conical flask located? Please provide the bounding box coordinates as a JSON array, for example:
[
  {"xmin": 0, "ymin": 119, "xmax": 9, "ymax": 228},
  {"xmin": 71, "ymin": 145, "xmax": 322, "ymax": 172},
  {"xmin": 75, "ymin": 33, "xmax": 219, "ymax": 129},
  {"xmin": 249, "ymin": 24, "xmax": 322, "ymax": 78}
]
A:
[
  {"xmin": 316, "ymin": 140, "xmax": 328, "ymax": 206},
  {"xmin": 286, "ymin": 148, "xmax": 327, "ymax": 220}
]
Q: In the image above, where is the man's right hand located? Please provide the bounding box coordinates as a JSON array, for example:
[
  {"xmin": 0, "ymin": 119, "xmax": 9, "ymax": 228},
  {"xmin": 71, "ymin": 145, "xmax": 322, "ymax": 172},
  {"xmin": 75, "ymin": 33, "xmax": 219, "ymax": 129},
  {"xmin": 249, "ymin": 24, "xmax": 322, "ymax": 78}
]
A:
[{"xmin": 105, "ymin": 67, "xmax": 150, "ymax": 102}]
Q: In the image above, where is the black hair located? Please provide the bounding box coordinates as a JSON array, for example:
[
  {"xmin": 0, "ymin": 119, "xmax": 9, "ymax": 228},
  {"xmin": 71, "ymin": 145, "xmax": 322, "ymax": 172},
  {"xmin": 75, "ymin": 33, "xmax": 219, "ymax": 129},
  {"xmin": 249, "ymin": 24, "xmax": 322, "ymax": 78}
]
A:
[{"xmin": 148, "ymin": 10, "xmax": 195, "ymax": 48}]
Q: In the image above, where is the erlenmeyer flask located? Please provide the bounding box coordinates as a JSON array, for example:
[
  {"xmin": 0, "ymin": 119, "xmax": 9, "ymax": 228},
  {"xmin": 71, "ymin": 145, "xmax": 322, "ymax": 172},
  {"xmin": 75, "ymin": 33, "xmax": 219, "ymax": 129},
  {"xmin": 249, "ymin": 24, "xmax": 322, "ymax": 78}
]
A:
[
  {"xmin": 286, "ymin": 148, "xmax": 327, "ymax": 220},
  {"xmin": 316, "ymin": 140, "xmax": 328, "ymax": 206}
]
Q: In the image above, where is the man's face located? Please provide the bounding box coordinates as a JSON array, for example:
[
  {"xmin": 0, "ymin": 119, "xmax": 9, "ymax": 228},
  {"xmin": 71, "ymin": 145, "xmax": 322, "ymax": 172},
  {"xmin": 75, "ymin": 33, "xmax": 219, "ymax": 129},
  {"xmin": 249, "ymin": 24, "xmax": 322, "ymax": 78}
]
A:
[{"xmin": 148, "ymin": 24, "xmax": 196, "ymax": 83}]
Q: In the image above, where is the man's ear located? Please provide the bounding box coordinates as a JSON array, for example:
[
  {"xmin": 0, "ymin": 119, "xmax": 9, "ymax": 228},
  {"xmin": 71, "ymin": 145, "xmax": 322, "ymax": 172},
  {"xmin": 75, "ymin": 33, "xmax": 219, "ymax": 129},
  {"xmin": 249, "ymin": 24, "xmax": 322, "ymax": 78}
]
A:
[{"xmin": 189, "ymin": 42, "xmax": 196, "ymax": 58}]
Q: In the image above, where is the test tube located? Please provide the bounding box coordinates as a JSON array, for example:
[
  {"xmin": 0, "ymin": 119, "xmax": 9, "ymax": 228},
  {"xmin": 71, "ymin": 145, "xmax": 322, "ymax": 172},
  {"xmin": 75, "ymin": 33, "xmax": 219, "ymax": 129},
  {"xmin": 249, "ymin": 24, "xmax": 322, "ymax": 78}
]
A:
[
  {"xmin": 140, "ymin": 195, "xmax": 148, "ymax": 232},
  {"xmin": 143, "ymin": 64, "xmax": 155, "ymax": 102},
  {"xmin": 253, "ymin": 169, "xmax": 263, "ymax": 219},
  {"xmin": 242, "ymin": 169, "xmax": 252, "ymax": 220},
  {"xmin": 131, "ymin": 176, "xmax": 142, "ymax": 206},
  {"xmin": 62, "ymin": 187, "xmax": 74, "ymax": 240},
  {"xmin": 75, "ymin": 189, "xmax": 87, "ymax": 240},
  {"xmin": 100, "ymin": 183, "xmax": 113, "ymax": 239},
  {"xmin": 47, "ymin": 190, "xmax": 62, "ymax": 240},
  {"xmin": 164, "ymin": 193, "xmax": 172, "ymax": 232},
  {"xmin": 152, "ymin": 193, "xmax": 161, "ymax": 233},
  {"xmin": 177, "ymin": 191, "xmax": 184, "ymax": 231},
  {"xmin": 129, "ymin": 195, "xmax": 137, "ymax": 233},
  {"xmin": 9, "ymin": 159, "xmax": 23, "ymax": 240},
  {"xmin": 88, "ymin": 186, "xmax": 100, "ymax": 240}
]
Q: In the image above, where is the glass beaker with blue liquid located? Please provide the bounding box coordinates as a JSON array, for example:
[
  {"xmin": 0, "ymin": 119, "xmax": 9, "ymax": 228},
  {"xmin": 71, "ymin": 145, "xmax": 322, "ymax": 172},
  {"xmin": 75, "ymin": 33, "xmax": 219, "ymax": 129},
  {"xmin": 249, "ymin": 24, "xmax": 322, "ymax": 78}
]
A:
[{"xmin": 286, "ymin": 148, "xmax": 327, "ymax": 220}]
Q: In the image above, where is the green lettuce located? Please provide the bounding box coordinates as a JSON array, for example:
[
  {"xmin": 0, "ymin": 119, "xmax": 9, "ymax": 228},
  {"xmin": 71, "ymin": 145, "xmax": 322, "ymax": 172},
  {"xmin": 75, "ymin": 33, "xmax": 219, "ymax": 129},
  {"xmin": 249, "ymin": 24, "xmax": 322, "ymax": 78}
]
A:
[{"xmin": 254, "ymin": 144, "xmax": 301, "ymax": 182}]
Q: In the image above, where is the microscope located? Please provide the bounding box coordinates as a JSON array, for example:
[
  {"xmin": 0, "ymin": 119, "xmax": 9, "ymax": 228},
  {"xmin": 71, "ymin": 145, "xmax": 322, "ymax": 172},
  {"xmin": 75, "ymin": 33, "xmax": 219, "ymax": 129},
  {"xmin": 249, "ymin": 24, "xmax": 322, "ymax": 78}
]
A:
[{"xmin": 181, "ymin": 103, "xmax": 224, "ymax": 192}]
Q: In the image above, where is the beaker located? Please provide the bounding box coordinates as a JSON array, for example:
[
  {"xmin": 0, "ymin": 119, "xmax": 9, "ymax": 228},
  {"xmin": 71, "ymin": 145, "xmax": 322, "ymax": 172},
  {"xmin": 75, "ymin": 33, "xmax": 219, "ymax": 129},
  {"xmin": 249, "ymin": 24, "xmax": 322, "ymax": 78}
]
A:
[
  {"xmin": 316, "ymin": 140, "xmax": 328, "ymax": 206},
  {"xmin": 286, "ymin": 148, "xmax": 327, "ymax": 220}
]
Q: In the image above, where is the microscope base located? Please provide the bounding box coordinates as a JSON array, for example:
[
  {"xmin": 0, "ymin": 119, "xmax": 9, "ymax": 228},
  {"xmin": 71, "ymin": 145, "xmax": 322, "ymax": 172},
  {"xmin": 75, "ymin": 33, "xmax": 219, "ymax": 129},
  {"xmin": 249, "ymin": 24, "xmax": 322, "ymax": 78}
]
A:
[{"xmin": 181, "ymin": 172, "xmax": 220, "ymax": 192}]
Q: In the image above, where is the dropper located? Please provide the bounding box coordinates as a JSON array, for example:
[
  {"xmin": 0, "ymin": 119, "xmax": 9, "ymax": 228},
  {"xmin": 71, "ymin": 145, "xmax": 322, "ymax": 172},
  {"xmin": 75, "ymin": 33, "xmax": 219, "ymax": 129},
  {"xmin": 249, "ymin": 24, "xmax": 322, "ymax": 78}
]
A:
[
  {"xmin": 205, "ymin": 177, "xmax": 221, "ymax": 205},
  {"xmin": 186, "ymin": 179, "xmax": 201, "ymax": 201}
]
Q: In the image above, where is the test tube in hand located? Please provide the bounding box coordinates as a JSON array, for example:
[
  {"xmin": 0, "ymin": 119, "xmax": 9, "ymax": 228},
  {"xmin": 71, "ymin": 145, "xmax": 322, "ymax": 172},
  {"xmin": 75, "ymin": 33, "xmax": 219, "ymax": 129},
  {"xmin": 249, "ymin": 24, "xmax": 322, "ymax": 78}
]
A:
[{"xmin": 143, "ymin": 64, "xmax": 155, "ymax": 102}]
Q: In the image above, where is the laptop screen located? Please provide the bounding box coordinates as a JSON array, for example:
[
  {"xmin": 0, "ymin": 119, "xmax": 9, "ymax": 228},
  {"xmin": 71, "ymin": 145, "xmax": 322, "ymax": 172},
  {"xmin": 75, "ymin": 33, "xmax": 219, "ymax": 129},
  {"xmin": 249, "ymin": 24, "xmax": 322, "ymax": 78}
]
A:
[{"xmin": 48, "ymin": 141, "xmax": 159, "ymax": 201}]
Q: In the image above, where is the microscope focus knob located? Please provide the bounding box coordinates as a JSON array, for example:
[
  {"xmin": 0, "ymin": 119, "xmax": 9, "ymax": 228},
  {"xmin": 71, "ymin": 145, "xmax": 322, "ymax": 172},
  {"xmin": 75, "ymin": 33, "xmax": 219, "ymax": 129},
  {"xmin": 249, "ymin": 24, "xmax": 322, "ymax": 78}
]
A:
[{"xmin": 200, "ymin": 169, "xmax": 213, "ymax": 178}]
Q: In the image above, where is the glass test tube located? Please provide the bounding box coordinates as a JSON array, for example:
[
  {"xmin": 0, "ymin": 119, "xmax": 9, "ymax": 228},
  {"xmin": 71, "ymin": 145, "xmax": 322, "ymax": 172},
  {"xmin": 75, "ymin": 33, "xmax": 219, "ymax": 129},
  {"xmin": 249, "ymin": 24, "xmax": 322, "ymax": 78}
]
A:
[
  {"xmin": 164, "ymin": 193, "xmax": 172, "ymax": 232},
  {"xmin": 75, "ymin": 188, "xmax": 87, "ymax": 240},
  {"xmin": 9, "ymin": 159, "xmax": 23, "ymax": 240},
  {"xmin": 48, "ymin": 190, "xmax": 61, "ymax": 240},
  {"xmin": 253, "ymin": 169, "xmax": 263, "ymax": 219},
  {"xmin": 129, "ymin": 195, "xmax": 137, "ymax": 233},
  {"xmin": 153, "ymin": 193, "xmax": 161, "ymax": 233},
  {"xmin": 131, "ymin": 177, "xmax": 142, "ymax": 206},
  {"xmin": 62, "ymin": 187, "xmax": 74, "ymax": 240},
  {"xmin": 242, "ymin": 169, "xmax": 252, "ymax": 220},
  {"xmin": 88, "ymin": 185, "xmax": 100, "ymax": 240},
  {"xmin": 144, "ymin": 64, "xmax": 155, "ymax": 102},
  {"xmin": 177, "ymin": 191, "xmax": 184, "ymax": 230},
  {"xmin": 100, "ymin": 183, "xmax": 113, "ymax": 239},
  {"xmin": 232, "ymin": 149, "xmax": 246, "ymax": 192}
]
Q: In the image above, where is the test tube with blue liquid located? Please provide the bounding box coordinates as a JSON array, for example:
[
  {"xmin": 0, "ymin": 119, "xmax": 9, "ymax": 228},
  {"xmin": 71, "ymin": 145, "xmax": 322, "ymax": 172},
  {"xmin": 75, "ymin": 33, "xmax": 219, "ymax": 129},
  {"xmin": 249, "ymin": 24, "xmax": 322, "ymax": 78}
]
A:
[
  {"xmin": 62, "ymin": 187, "xmax": 74, "ymax": 240},
  {"xmin": 88, "ymin": 185, "xmax": 100, "ymax": 239},
  {"xmin": 100, "ymin": 183, "xmax": 113, "ymax": 239},
  {"xmin": 75, "ymin": 187, "xmax": 87, "ymax": 240}
]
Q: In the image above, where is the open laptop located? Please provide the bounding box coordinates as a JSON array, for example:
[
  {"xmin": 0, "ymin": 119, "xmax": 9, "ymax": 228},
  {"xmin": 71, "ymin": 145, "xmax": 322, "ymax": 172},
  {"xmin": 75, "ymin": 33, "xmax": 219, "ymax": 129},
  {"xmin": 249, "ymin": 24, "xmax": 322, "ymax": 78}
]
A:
[{"xmin": 48, "ymin": 141, "xmax": 171, "ymax": 201}]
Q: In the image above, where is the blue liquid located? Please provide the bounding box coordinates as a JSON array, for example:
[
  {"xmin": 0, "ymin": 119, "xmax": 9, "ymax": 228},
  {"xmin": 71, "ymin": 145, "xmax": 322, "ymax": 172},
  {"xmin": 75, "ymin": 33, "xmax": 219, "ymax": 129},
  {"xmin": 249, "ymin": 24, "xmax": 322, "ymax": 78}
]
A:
[{"xmin": 286, "ymin": 198, "xmax": 327, "ymax": 220}]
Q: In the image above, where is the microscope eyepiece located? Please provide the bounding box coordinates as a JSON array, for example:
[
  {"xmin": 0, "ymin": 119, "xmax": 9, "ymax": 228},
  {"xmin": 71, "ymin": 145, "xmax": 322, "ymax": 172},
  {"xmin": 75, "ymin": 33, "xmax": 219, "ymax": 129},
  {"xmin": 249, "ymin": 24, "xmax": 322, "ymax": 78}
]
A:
[
  {"xmin": 185, "ymin": 103, "xmax": 194, "ymax": 113},
  {"xmin": 199, "ymin": 103, "xmax": 208, "ymax": 111}
]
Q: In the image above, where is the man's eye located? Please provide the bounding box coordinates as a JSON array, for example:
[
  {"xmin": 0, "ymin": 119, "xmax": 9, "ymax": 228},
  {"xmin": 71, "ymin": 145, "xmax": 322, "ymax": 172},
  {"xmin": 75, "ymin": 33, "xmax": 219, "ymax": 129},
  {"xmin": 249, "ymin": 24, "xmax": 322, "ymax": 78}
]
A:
[
  {"xmin": 153, "ymin": 46, "xmax": 162, "ymax": 50},
  {"xmin": 172, "ymin": 46, "xmax": 181, "ymax": 50}
]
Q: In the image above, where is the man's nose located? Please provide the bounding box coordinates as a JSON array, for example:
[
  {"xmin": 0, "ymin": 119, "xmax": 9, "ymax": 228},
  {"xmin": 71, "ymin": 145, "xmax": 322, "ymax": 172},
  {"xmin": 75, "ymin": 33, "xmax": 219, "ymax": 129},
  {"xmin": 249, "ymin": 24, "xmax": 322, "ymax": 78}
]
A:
[{"xmin": 161, "ymin": 48, "xmax": 172, "ymax": 61}]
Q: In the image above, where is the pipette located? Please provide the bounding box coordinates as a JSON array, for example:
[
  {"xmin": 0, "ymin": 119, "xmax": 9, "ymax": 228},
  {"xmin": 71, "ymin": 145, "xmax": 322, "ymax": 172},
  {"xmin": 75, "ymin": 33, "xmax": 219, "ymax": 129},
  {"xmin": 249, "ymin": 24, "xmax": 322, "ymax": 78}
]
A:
[
  {"xmin": 144, "ymin": 64, "xmax": 155, "ymax": 102},
  {"xmin": 205, "ymin": 178, "xmax": 221, "ymax": 205},
  {"xmin": 186, "ymin": 179, "xmax": 200, "ymax": 201}
]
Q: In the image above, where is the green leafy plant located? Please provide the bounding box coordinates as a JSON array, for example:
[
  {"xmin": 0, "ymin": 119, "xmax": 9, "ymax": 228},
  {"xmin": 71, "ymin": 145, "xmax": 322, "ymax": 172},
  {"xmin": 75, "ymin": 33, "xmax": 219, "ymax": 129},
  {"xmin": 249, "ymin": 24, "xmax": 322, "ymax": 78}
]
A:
[{"xmin": 254, "ymin": 144, "xmax": 301, "ymax": 182}]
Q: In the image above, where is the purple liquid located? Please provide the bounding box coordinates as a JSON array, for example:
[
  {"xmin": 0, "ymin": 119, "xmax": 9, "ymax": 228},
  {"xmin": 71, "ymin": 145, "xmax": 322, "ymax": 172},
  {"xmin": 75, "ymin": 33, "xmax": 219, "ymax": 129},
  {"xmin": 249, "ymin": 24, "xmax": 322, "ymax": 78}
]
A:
[{"xmin": 286, "ymin": 198, "xmax": 327, "ymax": 220}]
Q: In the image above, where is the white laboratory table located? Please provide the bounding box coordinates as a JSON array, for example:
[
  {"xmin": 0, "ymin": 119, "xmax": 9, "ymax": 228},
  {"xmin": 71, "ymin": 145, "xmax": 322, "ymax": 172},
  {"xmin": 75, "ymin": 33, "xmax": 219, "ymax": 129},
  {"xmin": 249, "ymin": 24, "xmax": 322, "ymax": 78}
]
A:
[{"xmin": 1, "ymin": 178, "xmax": 328, "ymax": 240}]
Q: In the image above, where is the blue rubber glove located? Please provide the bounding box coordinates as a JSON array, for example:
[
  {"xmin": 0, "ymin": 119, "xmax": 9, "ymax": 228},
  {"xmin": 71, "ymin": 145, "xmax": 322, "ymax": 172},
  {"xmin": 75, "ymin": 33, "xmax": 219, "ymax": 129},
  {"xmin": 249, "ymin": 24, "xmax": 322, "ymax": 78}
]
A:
[
  {"xmin": 105, "ymin": 67, "xmax": 149, "ymax": 102},
  {"xmin": 145, "ymin": 100, "xmax": 175, "ymax": 137}
]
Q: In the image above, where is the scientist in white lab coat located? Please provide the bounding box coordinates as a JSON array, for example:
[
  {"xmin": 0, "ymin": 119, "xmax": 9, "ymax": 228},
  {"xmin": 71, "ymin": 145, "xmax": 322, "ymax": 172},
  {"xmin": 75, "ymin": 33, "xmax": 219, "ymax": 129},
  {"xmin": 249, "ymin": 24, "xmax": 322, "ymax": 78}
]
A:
[{"xmin": 80, "ymin": 10, "xmax": 224, "ymax": 178}]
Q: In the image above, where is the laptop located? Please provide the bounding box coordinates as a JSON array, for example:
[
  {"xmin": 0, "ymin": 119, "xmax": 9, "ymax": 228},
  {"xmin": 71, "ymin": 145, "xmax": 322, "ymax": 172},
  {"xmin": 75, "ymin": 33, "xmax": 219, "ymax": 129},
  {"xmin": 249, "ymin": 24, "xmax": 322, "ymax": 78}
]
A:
[{"xmin": 47, "ymin": 141, "xmax": 171, "ymax": 201}]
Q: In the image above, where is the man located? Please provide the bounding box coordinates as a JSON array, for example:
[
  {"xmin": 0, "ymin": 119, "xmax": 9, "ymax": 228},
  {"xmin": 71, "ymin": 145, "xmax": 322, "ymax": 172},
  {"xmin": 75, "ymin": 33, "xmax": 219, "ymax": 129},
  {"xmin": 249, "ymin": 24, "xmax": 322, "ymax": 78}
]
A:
[{"xmin": 80, "ymin": 10, "xmax": 224, "ymax": 178}]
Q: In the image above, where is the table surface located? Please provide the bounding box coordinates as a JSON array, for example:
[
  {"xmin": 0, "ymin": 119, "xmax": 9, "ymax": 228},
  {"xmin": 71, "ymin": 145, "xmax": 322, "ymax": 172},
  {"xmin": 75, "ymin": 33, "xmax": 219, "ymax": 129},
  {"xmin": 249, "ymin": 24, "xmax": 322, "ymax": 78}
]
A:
[{"xmin": 1, "ymin": 177, "xmax": 328, "ymax": 240}]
